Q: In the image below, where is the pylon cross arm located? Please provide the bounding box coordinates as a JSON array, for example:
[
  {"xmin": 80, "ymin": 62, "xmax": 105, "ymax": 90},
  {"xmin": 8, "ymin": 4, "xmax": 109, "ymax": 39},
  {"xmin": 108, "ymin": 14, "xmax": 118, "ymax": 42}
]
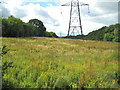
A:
[{"xmin": 61, "ymin": 2, "xmax": 70, "ymax": 6}]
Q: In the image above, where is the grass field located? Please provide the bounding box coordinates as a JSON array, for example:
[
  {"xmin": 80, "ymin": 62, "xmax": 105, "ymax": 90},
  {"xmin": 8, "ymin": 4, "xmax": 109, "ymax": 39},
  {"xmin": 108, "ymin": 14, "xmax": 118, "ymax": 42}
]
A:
[{"xmin": 2, "ymin": 37, "xmax": 120, "ymax": 88}]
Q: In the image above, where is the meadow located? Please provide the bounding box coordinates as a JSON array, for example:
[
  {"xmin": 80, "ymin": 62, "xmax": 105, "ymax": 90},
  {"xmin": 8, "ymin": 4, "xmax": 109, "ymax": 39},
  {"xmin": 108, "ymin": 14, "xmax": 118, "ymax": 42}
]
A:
[{"xmin": 2, "ymin": 37, "xmax": 120, "ymax": 88}]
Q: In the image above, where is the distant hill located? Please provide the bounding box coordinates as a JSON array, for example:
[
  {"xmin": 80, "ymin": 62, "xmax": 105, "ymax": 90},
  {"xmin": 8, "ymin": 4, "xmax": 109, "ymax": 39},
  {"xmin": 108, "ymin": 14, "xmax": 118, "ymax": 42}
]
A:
[{"xmin": 84, "ymin": 23, "xmax": 120, "ymax": 42}]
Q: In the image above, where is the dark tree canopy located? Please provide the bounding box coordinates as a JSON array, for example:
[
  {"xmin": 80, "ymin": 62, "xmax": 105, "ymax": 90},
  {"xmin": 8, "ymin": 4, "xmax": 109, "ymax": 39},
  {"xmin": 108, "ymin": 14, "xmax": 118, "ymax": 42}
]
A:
[
  {"xmin": 45, "ymin": 31, "xmax": 58, "ymax": 38},
  {"xmin": 29, "ymin": 19, "xmax": 46, "ymax": 37},
  {"xmin": 2, "ymin": 16, "xmax": 24, "ymax": 37},
  {"xmin": 2, "ymin": 16, "xmax": 58, "ymax": 38}
]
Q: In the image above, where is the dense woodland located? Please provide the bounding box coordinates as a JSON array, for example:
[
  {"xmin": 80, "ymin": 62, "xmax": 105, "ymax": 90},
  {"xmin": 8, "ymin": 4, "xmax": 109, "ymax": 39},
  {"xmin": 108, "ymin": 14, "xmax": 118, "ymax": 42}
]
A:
[
  {"xmin": 2, "ymin": 16, "xmax": 58, "ymax": 38},
  {"xmin": 84, "ymin": 23, "xmax": 120, "ymax": 42}
]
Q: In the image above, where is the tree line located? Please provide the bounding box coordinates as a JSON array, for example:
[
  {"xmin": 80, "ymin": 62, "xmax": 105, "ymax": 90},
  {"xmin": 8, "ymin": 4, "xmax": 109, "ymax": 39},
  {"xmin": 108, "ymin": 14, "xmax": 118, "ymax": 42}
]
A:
[
  {"xmin": 2, "ymin": 16, "xmax": 58, "ymax": 38},
  {"xmin": 2, "ymin": 15, "xmax": 120, "ymax": 42},
  {"xmin": 84, "ymin": 23, "xmax": 120, "ymax": 42}
]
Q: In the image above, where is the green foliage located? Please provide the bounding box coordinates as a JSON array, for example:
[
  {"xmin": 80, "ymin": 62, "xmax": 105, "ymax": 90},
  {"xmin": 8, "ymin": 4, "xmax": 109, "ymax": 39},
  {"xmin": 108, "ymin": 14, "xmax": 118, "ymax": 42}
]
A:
[
  {"xmin": 84, "ymin": 23, "xmax": 120, "ymax": 42},
  {"xmin": 2, "ymin": 16, "xmax": 58, "ymax": 38},
  {"xmin": 2, "ymin": 18, "xmax": 9, "ymax": 36},
  {"xmin": 104, "ymin": 33, "xmax": 114, "ymax": 41},
  {"xmin": 1, "ymin": 46, "xmax": 13, "ymax": 75},
  {"xmin": 84, "ymin": 26, "xmax": 107, "ymax": 41},
  {"xmin": 23, "ymin": 23, "xmax": 37, "ymax": 37},
  {"xmin": 1, "ymin": 46, "xmax": 9, "ymax": 56},
  {"xmin": 45, "ymin": 31, "xmax": 58, "ymax": 38},
  {"xmin": 2, "ymin": 16, "xmax": 24, "ymax": 37},
  {"xmin": 104, "ymin": 24, "xmax": 120, "ymax": 42},
  {"xmin": 1, "ymin": 45, "xmax": 15, "ymax": 88},
  {"xmin": 28, "ymin": 19, "xmax": 46, "ymax": 37}
]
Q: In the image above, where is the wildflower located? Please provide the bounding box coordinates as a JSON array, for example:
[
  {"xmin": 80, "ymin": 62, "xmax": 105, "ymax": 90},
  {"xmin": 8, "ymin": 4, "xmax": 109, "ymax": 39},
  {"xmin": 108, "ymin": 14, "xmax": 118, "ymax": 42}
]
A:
[
  {"xmin": 38, "ymin": 63, "xmax": 40, "ymax": 66},
  {"xmin": 112, "ymin": 80, "xmax": 115, "ymax": 84},
  {"xmin": 72, "ymin": 84, "xmax": 77, "ymax": 88},
  {"xmin": 72, "ymin": 84, "xmax": 74, "ymax": 87},
  {"xmin": 112, "ymin": 80, "xmax": 115, "ymax": 82}
]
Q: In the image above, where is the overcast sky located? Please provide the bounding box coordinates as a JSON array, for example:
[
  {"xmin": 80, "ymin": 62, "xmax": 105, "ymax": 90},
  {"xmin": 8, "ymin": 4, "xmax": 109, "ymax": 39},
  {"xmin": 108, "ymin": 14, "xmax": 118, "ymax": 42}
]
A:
[{"xmin": 0, "ymin": 0, "xmax": 119, "ymax": 36}]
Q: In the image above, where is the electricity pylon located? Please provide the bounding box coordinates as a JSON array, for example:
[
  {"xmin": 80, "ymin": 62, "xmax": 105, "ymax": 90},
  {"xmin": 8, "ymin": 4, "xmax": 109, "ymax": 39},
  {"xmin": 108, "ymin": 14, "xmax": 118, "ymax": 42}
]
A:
[{"xmin": 61, "ymin": 0, "xmax": 89, "ymax": 36}]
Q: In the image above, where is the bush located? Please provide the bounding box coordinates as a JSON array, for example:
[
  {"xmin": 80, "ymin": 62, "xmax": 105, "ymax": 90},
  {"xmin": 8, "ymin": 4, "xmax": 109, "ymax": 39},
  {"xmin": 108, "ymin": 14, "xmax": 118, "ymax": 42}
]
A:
[
  {"xmin": 104, "ymin": 33, "xmax": 114, "ymax": 41},
  {"xmin": 45, "ymin": 32, "xmax": 58, "ymax": 38},
  {"xmin": 1, "ymin": 45, "xmax": 15, "ymax": 88}
]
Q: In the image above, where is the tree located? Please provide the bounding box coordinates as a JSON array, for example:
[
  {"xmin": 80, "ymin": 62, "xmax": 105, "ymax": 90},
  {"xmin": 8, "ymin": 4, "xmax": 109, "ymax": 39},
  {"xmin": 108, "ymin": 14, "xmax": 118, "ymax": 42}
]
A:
[
  {"xmin": 29, "ymin": 19, "xmax": 46, "ymax": 37},
  {"xmin": 113, "ymin": 28, "xmax": 120, "ymax": 42},
  {"xmin": 104, "ymin": 33, "xmax": 114, "ymax": 41},
  {"xmin": 84, "ymin": 23, "xmax": 120, "ymax": 42},
  {"xmin": 23, "ymin": 23, "xmax": 37, "ymax": 37},
  {"xmin": 2, "ymin": 16, "xmax": 24, "ymax": 37},
  {"xmin": 8, "ymin": 16, "xmax": 24, "ymax": 37},
  {"xmin": 104, "ymin": 24, "xmax": 120, "ymax": 42},
  {"xmin": 45, "ymin": 31, "xmax": 58, "ymax": 38},
  {"xmin": 2, "ymin": 18, "xmax": 9, "ymax": 36},
  {"xmin": 2, "ymin": 16, "xmax": 58, "ymax": 38}
]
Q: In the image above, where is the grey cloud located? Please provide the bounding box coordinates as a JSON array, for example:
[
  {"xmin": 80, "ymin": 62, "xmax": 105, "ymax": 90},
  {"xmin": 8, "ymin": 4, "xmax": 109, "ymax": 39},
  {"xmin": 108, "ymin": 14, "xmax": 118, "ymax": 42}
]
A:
[
  {"xmin": 0, "ymin": 4, "xmax": 10, "ymax": 17},
  {"xmin": 95, "ymin": 2, "xmax": 118, "ymax": 14},
  {"xmin": 81, "ymin": 2, "xmax": 118, "ymax": 25},
  {"xmin": 35, "ymin": 8, "xmax": 50, "ymax": 18},
  {"xmin": 118, "ymin": 1, "xmax": 120, "ymax": 23},
  {"xmin": 96, "ymin": 0, "xmax": 120, "ymax": 2},
  {"xmin": 82, "ymin": 2, "xmax": 118, "ymax": 16},
  {"xmin": 92, "ymin": 13, "xmax": 117, "ymax": 25},
  {"xmin": 35, "ymin": 8, "xmax": 60, "ymax": 26},
  {"xmin": 13, "ymin": 7, "xmax": 28, "ymax": 18}
]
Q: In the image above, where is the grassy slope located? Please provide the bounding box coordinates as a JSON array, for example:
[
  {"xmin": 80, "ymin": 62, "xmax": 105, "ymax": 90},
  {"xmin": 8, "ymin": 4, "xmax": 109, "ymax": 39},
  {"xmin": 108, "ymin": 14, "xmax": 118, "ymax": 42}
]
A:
[{"xmin": 2, "ymin": 37, "xmax": 119, "ymax": 88}]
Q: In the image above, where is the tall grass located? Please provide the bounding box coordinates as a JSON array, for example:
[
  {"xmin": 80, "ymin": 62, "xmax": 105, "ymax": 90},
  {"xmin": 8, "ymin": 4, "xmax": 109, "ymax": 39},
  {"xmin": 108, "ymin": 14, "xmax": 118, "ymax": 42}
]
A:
[{"xmin": 2, "ymin": 37, "xmax": 119, "ymax": 88}]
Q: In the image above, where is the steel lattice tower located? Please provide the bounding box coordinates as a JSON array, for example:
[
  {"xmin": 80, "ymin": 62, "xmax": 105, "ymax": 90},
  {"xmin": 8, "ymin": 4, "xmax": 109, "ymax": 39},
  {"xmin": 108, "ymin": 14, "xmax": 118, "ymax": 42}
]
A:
[{"xmin": 61, "ymin": 0, "xmax": 89, "ymax": 36}]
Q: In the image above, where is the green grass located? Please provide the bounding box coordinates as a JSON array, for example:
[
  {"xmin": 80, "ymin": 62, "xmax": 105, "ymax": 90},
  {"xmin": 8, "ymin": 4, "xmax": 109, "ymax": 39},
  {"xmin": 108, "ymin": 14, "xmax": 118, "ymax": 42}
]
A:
[{"xmin": 2, "ymin": 37, "xmax": 119, "ymax": 88}]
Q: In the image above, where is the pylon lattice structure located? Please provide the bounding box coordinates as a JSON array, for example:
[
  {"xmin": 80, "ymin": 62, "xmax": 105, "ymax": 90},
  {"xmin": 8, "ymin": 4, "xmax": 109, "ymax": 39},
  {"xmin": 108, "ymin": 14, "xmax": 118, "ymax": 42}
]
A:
[{"xmin": 61, "ymin": 0, "xmax": 89, "ymax": 36}]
